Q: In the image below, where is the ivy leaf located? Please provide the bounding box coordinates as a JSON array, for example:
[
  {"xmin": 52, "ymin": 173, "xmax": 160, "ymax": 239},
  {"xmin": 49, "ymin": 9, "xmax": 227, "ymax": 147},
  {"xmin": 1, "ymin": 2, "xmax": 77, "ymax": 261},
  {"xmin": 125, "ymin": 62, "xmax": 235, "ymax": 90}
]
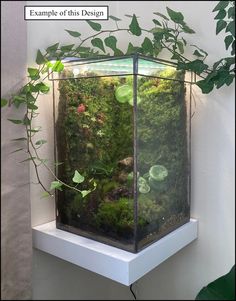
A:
[
  {"xmin": 109, "ymin": 15, "xmax": 121, "ymax": 21},
  {"xmin": 226, "ymin": 21, "xmax": 235, "ymax": 36},
  {"xmin": 27, "ymin": 127, "xmax": 41, "ymax": 133},
  {"xmin": 11, "ymin": 137, "xmax": 27, "ymax": 141},
  {"xmin": 10, "ymin": 148, "xmax": 24, "ymax": 154},
  {"xmin": 177, "ymin": 41, "xmax": 184, "ymax": 54},
  {"xmin": 181, "ymin": 23, "xmax": 195, "ymax": 34},
  {"xmin": 8, "ymin": 119, "xmax": 23, "ymax": 124},
  {"xmin": 28, "ymin": 68, "xmax": 40, "ymax": 80},
  {"xmin": 228, "ymin": 7, "xmax": 235, "ymax": 19},
  {"xmin": 27, "ymin": 103, "xmax": 38, "ymax": 110},
  {"xmin": 196, "ymin": 79, "xmax": 214, "ymax": 94},
  {"xmin": 23, "ymin": 116, "xmax": 30, "ymax": 126},
  {"xmin": 54, "ymin": 161, "xmax": 64, "ymax": 166},
  {"xmin": 81, "ymin": 190, "xmax": 91, "ymax": 198},
  {"xmin": 166, "ymin": 7, "xmax": 184, "ymax": 24},
  {"xmin": 216, "ymin": 20, "xmax": 227, "ymax": 34},
  {"xmin": 153, "ymin": 12, "xmax": 169, "ymax": 20},
  {"xmin": 177, "ymin": 59, "xmax": 208, "ymax": 75},
  {"xmin": 231, "ymin": 41, "xmax": 235, "ymax": 55},
  {"xmin": 91, "ymin": 38, "xmax": 105, "ymax": 53},
  {"xmin": 50, "ymin": 181, "xmax": 63, "ymax": 191},
  {"xmin": 129, "ymin": 14, "xmax": 142, "ymax": 36},
  {"xmin": 72, "ymin": 170, "xmax": 85, "ymax": 184},
  {"xmin": 35, "ymin": 82, "xmax": 50, "ymax": 93},
  {"xmin": 171, "ymin": 52, "xmax": 181, "ymax": 60},
  {"xmin": 126, "ymin": 42, "xmax": 141, "ymax": 55},
  {"xmin": 1, "ymin": 99, "xmax": 8, "ymax": 107},
  {"xmin": 37, "ymin": 158, "xmax": 48, "ymax": 164},
  {"xmin": 60, "ymin": 44, "xmax": 74, "ymax": 52},
  {"xmin": 46, "ymin": 42, "xmax": 59, "ymax": 53},
  {"xmin": 225, "ymin": 35, "xmax": 234, "ymax": 50},
  {"xmin": 104, "ymin": 36, "xmax": 117, "ymax": 51},
  {"xmin": 212, "ymin": 1, "xmax": 229, "ymax": 12},
  {"xmin": 28, "ymin": 83, "xmax": 39, "ymax": 93},
  {"xmin": 52, "ymin": 60, "xmax": 64, "ymax": 72},
  {"xmin": 191, "ymin": 45, "xmax": 208, "ymax": 57},
  {"xmin": 152, "ymin": 19, "xmax": 162, "ymax": 26},
  {"xmin": 193, "ymin": 50, "xmax": 205, "ymax": 57},
  {"xmin": 35, "ymin": 139, "xmax": 47, "ymax": 146},
  {"xmin": 41, "ymin": 191, "xmax": 51, "ymax": 199},
  {"xmin": 214, "ymin": 9, "xmax": 226, "ymax": 19},
  {"xmin": 20, "ymin": 157, "xmax": 37, "ymax": 163},
  {"xmin": 125, "ymin": 14, "xmax": 133, "ymax": 18},
  {"xmin": 12, "ymin": 95, "xmax": 25, "ymax": 108},
  {"xmin": 65, "ymin": 29, "xmax": 81, "ymax": 37},
  {"xmin": 141, "ymin": 37, "xmax": 154, "ymax": 55},
  {"xmin": 36, "ymin": 50, "xmax": 46, "ymax": 65},
  {"xmin": 114, "ymin": 48, "xmax": 124, "ymax": 56},
  {"xmin": 182, "ymin": 38, "xmax": 187, "ymax": 46},
  {"xmin": 225, "ymin": 74, "xmax": 234, "ymax": 86},
  {"xmin": 86, "ymin": 20, "xmax": 101, "ymax": 31}
]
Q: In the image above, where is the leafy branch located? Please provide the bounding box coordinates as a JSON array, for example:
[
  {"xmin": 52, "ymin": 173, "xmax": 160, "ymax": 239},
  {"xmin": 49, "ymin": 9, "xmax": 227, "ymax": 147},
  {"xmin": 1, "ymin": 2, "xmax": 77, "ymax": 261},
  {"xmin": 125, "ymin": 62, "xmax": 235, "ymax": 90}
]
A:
[{"xmin": 1, "ymin": 1, "xmax": 235, "ymax": 197}]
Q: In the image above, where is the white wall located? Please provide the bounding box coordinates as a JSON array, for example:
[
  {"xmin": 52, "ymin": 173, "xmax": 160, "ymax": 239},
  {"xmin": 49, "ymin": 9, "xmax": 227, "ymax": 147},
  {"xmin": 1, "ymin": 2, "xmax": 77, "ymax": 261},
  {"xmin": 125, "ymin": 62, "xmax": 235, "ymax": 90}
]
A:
[{"xmin": 28, "ymin": 1, "xmax": 235, "ymax": 299}]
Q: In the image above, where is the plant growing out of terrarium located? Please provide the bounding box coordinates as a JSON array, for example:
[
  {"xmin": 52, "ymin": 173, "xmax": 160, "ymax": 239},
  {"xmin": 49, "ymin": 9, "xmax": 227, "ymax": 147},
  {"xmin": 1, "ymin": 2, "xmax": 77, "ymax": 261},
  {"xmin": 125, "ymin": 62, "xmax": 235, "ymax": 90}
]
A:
[{"xmin": 1, "ymin": 1, "xmax": 234, "ymax": 197}]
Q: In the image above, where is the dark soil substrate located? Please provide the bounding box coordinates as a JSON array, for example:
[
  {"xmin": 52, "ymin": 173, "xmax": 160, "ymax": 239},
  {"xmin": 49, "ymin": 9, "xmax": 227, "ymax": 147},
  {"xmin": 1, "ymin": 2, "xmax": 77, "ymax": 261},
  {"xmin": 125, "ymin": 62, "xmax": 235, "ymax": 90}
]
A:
[
  {"xmin": 137, "ymin": 213, "xmax": 190, "ymax": 251},
  {"xmin": 56, "ymin": 213, "xmax": 190, "ymax": 253}
]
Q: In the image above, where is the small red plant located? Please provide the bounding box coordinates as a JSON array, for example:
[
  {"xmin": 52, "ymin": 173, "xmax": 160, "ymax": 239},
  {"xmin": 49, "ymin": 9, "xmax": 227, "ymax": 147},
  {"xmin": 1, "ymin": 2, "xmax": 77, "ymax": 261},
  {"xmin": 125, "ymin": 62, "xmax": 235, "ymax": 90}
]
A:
[{"xmin": 77, "ymin": 103, "xmax": 86, "ymax": 113}]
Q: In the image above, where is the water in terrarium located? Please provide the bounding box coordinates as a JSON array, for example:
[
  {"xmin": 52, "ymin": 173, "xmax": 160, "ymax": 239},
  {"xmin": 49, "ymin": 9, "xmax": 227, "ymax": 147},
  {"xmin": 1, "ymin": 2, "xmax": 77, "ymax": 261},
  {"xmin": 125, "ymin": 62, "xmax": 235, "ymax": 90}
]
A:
[{"xmin": 54, "ymin": 57, "xmax": 190, "ymax": 253}]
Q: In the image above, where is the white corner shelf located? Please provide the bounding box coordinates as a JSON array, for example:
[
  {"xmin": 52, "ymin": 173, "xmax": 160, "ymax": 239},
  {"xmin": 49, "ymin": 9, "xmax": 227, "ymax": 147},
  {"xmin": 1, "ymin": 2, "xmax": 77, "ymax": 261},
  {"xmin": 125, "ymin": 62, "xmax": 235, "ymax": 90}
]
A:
[{"xmin": 33, "ymin": 219, "xmax": 198, "ymax": 286}]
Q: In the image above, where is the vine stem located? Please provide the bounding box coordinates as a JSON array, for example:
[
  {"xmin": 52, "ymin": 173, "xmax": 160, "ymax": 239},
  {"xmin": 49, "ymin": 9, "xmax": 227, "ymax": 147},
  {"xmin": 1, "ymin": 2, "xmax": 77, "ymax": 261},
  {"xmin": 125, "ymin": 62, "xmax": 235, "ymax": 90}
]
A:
[{"xmin": 27, "ymin": 103, "xmax": 83, "ymax": 195}]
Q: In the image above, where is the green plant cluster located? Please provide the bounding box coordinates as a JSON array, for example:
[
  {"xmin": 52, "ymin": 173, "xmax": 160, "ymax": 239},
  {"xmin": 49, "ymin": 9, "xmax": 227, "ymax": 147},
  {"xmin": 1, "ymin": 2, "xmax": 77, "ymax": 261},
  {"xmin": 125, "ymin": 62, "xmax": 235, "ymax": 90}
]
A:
[
  {"xmin": 136, "ymin": 69, "xmax": 189, "ymax": 216},
  {"xmin": 56, "ymin": 74, "xmax": 134, "ymax": 229},
  {"xmin": 1, "ymin": 1, "xmax": 234, "ymax": 200}
]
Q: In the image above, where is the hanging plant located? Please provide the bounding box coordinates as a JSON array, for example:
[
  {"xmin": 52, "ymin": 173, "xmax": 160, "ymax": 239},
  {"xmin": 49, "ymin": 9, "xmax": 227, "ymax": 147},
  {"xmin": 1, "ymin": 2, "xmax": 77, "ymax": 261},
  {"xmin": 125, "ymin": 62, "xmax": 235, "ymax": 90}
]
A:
[{"xmin": 1, "ymin": 1, "xmax": 235, "ymax": 197}]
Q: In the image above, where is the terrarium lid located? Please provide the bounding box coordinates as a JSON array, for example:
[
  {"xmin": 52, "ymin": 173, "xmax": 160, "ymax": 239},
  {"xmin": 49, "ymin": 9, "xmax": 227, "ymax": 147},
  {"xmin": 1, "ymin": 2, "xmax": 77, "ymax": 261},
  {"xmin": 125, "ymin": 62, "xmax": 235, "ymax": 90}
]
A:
[{"xmin": 48, "ymin": 53, "xmax": 192, "ymax": 82}]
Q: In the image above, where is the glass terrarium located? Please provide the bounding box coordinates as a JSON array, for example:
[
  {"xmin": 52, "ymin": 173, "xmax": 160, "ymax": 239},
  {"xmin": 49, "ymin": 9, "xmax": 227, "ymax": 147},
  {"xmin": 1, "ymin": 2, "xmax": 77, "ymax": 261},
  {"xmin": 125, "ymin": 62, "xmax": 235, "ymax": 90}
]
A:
[{"xmin": 49, "ymin": 54, "xmax": 192, "ymax": 253}]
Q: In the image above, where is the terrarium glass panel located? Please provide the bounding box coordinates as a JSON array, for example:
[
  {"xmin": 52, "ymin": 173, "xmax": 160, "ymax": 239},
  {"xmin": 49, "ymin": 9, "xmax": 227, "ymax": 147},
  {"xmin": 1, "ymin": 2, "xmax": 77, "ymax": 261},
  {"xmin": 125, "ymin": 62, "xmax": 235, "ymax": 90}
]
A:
[{"xmin": 52, "ymin": 55, "xmax": 191, "ymax": 253}]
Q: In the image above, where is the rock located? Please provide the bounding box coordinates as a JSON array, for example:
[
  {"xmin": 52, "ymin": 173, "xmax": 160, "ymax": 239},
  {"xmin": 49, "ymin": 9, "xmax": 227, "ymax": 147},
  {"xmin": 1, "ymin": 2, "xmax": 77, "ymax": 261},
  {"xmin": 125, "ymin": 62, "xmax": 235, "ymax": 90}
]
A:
[
  {"xmin": 118, "ymin": 157, "xmax": 133, "ymax": 168},
  {"xmin": 118, "ymin": 171, "xmax": 128, "ymax": 183},
  {"xmin": 107, "ymin": 187, "xmax": 133, "ymax": 201}
]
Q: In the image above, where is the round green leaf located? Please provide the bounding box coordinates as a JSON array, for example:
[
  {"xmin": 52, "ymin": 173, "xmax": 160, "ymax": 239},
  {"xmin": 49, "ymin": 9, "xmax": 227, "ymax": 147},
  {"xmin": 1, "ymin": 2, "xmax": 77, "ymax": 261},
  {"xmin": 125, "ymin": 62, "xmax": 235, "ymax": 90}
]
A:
[
  {"xmin": 128, "ymin": 96, "xmax": 141, "ymax": 106},
  {"xmin": 139, "ymin": 183, "xmax": 150, "ymax": 194},
  {"xmin": 138, "ymin": 177, "xmax": 147, "ymax": 186},
  {"xmin": 149, "ymin": 165, "xmax": 168, "ymax": 181},
  {"xmin": 115, "ymin": 85, "xmax": 133, "ymax": 103}
]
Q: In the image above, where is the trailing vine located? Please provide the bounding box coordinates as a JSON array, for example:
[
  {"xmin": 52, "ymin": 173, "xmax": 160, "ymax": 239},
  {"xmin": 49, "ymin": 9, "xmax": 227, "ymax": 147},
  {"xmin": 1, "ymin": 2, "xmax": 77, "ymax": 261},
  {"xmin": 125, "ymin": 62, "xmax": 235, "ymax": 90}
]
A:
[{"xmin": 1, "ymin": 1, "xmax": 235, "ymax": 198}]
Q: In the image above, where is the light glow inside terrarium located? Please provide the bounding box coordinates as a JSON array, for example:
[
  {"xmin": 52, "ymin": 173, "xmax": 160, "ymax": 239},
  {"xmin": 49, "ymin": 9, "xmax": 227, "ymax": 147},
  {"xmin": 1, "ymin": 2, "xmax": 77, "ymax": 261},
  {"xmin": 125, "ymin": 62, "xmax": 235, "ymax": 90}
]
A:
[{"xmin": 49, "ymin": 56, "xmax": 177, "ymax": 79}]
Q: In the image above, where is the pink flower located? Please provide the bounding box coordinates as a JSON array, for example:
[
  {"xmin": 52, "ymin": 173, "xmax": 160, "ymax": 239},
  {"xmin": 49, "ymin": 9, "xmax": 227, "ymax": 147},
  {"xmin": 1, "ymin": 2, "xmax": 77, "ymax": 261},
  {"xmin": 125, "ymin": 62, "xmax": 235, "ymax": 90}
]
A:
[{"xmin": 77, "ymin": 104, "xmax": 86, "ymax": 113}]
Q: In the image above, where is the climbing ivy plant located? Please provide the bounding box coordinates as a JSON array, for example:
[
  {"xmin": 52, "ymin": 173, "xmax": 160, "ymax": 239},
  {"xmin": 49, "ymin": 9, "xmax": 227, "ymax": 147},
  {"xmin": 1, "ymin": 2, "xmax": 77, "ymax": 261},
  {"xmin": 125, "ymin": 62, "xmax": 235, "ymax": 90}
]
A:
[{"xmin": 1, "ymin": 1, "xmax": 235, "ymax": 197}]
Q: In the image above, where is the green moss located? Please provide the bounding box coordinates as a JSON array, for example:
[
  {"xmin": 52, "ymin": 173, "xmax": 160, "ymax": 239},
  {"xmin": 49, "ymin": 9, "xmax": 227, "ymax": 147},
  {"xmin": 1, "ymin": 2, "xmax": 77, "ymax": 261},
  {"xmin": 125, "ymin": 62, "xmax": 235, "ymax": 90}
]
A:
[
  {"xmin": 95, "ymin": 198, "xmax": 134, "ymax": 237},
  {"xmin": 56, "ymin": 67, "xmax": 189, "ymax": 241}
]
